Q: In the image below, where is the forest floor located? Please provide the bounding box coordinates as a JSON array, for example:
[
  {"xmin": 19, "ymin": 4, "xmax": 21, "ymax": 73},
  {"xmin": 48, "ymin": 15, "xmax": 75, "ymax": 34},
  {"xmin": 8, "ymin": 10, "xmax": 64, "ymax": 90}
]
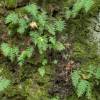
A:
[{"xmin": 0, "ymin": 0, "xmax": 100, "ymax": 100}]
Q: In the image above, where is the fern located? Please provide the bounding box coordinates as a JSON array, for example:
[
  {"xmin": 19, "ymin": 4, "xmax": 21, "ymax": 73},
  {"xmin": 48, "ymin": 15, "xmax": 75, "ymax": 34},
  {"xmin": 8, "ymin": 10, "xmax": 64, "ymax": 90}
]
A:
[
  {"xmin": 38, "ymin": 59, "xmax": 47, "ymax": 77},
  {"xmin": 30, "ymin": 32, "xmax": 48, "ymax": 54},
  {"xmin": 65, "ymin": 0, "xmax": 94, "ymax": 18},
  {"xmin": 17, "ymin": 18, "xmax": 28, "ymax": 34},
  {"xmin": 0, "ymin": 78, "xmax": 10, "ymax": 92},
  {"xmin": 47, "ymin": 24, "xmax": 56, "ymax": 35},
  {"xmin": 77, "ymin": 80, "xmax": 89, "ymax": 97},
  {"xmin": 54, "ymin": 41, "xmax": 65, "ymax": 51},
  {"xmin": 72, "ymin": 0, "xmax": 84, "ymax": 17},
  {"xmin": 71, "ymin": 70, "xmax": 81, "ymax": 88},
  {"xmin": 1, "ymin": 43, "xmax": 19, "ymax": 61},
  {"xmin": 1, "ymin": 43, "xmax": 11, "ymax": 57},
  {"xmin": 49, "ymin": 36, "xmax": 56, "ymax": 46},
  {"xmin": 95, "ymin": 67, "xmax": 100, "ymax": 79},
  {"xmin": 37, "ymin": 11, "xmax": 47, "ymax": 27},
  {"xmin": 86, "ymin": 83, "xmax": 92, "ymax": 99},
  {"xmin": 72, "ymin": 64, "xmax": 100, "ymax": 99},
  {"xmin": 37, "ymin": 36, "xmax": 48, "ymax": 54},
  {"xmin": 55, "ymin": 19, "xmax": 65, "ymax": 32},
  {"xmin": 25, "ymin": 4, "xmax": 38, "ymax": 18},
  {"xmin": 83, "ymin": 0, "xmax": 94, "ymax": 12},
  {"xmin": 10, "ymin": 47, "xmax": 19, "ymax": 61},
  {"xmin": 18, "ymin": 47, "xmax": 33, "ymax": 66},
  {"xmin": 38, "ymin": 67, "xmax": 45, "ymax": 77},
  {"xmin": 4, "ymin": 3, "xmax": 65, "ymax": 68},
  {"xmin": 5, "ymin": 12, "xmax": 19, "ymax": 24},
  {"xmin": 87, "ymin": 65, "xmax": 95, "ymax": 78}
]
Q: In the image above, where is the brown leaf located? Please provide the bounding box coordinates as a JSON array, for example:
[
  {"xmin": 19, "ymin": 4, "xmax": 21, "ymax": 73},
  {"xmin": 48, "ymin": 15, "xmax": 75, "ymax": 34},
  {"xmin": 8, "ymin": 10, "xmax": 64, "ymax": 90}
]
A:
[{"xmin": 29, "ymin": 21, "xmax": 38, "ymax": 29}]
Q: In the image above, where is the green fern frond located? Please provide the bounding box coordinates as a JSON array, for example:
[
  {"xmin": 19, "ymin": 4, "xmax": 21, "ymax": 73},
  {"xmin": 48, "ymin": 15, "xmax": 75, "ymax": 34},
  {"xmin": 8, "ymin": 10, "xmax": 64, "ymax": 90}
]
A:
[
  {"xmin": 49, "ymin": 36, "xmax": 56, "ymax": 46},
  {"xmin": 47, "ymin": 24, "xmax": 56, "ymax": 35},
  {"xmin": 54, "ymin": 42, "xmax": 65, "ymax": 51},
  {"xmin": 72, "ymin": 0, "xmax": 94, "ymax": 17},
  {"xmin": 1, "ymin": 43, "xmax": 19, "ymax": 61},
  {"xmin": 30, "ymin": 32, "xmax": 48, "ymax": 54},
  {"xmin": 1, "ymin": 43, "xmax": 11, "ymax": 57},
  {"xmin": 86, "ymin": 83, "xmax": 92, "ymax": 99},
  {"xmin": 37, "ymin": 36, "xmax": 48, "ymax": 54},
  {"xmin": 38, "ymin": 67, "xmax": 45, "ymax": 77},
  {"xmin": 25, "ymin": 4, "xmax": 38, "ymax": 18},
  {"xmin": 30, "ymin": 31, "xmax": 40, "ymax": 44},
  {"xmin": 72, "ymin": 0, "xmax": 83, "ymax": 16},
  {"xmin": 17, "ymin": 18, "xmax": 28, "ymax": 34},
  {"xmin": 55, "ymin": 19, "xmax": 65, "ymax": 32},
  {"xmin": 77, "ymin": 80, "xmax": 89, "ymax": 97},
  {"xmin": 83, "ymin": 0, "xmax": 94, "ymax": 12},
  {"xmin": 37, "ymin": 12, "xmax": 47, "ymax": 27},
  {"xmin": 18, "ymin": 47, "xmax": 33, "ymax": 66},
  {"xmin": 0, "ymin": 78, "xmax": 10, "ymax": 92},
  {"xmin": 71, "ymin": 70, "xmax": 81, "ymax": 88},
  {"xmin": 87, "ymin": 65, "xmax": 95, "ymax": 78},
  {"xmin": 10, "ymin": 46, "xmax": 19, "ymax": 61},
  {"xmin": 5, "ymin": 12, "xmax": 19, "ymax": 24},
  {"xmin": 95, "ymin": 67, "xmax": 100, "ymax": 79}
]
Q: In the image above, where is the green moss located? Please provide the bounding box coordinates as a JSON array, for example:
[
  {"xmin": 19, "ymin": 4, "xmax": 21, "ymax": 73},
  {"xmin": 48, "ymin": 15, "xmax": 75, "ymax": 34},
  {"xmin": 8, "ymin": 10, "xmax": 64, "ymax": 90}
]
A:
[
  {"xmin": 5, "ymin": 0, "xmax": 17, "ymax": 8},
  {"xmin": 23, "ymin": 79, "xmax": 50, "ymax": 100},
  {"xmin": 73, "ymin": 42, "xmax": 87, "ymax": 60},
  {"xmin": 0, "ymin": 64, "xmax": 13, "ymax": 80},
  {"xmin": 0, "ymin": 63, "xmax": 54, "ymax": 99},
  {"xmin": 73, "ymin": 41, "xmax": 98, "ymax": 62}
]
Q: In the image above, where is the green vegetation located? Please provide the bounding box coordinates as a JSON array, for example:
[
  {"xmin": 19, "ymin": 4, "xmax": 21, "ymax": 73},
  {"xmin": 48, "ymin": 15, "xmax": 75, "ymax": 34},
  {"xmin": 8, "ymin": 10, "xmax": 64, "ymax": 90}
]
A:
[
  {"xmin": 71, "ymin": 65, "xmax": 100, "ymax": 99},
  {"xmin": 0, "ymin": 0, "xmax": 100, "ymax": 100}
]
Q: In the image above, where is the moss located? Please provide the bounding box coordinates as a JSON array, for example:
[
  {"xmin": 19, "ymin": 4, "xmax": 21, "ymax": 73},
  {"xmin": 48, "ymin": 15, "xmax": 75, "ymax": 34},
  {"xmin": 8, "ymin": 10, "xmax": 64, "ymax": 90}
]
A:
[
  {"xmin": 73, "ymin": 40, "xmax": 98, "ymax": 62},
  {"xmin": 0, "ymin": 63, "xmax": 53, "ymax": 99},
  {"xmin": 5, "ymin": 0, "xmax": 17, "ymax": 8},
  {"xmin": 73, "ymin": 42, "xmax": 87, "ymax": 60},
  {"xmin": 19, "ymin": 66, "xmax": 53, "ymax": 100},
  {"xmin": 0, "ymin": 64, "xmax": 13, "ymax": 80},
  {"xmin": 22, "ymin": 79, "xmax": 50, "ymax": 100}
]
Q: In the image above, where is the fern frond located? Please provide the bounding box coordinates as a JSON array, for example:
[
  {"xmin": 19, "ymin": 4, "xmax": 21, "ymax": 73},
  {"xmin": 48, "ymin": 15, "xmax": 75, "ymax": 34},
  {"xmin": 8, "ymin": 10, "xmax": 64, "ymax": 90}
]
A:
[
  {"xmin": 77, "ymin": 80, "xmax": 89, "ymax": 97},
  {"xmin": 30, "ymin": 32, "xmax": 48, "ymax": 54},
  {"xmin": 10, "ymin": 46, "xmax": 19, "ymax": 61},
  {"xmin": 0, "ymin": 78, "xmax": 10, "ymax": 92},
  {"xmin": 54, "ymin": 42, "xmax": 65, "ymax": 51},
  {"xmin": 86, "ymin": 83, "xmax": 92, "ymax": 99},
  {"xmin": 37, "ymin": 36, "xmax": 48, "ymax": 54},
  {"xmin": 30, "ymin": 31, "xmax": 40, "ymax": 44},
  {"xmin": 72, "ymin": 0, "xmax": 94, "ymax": 17},
  {"xmin": 25, "ymin": 4, "xmax": 38, "ymax": 18},
  {"xmin": 71, "ymin": 70, "xmax": 81, "ymax": 88},
  {"xmin": 95, "ymin": 67, "xmax": 100, "ymax": 79},
  {"xmin": 83, "ymin": 0, "xmax": 94, "ymax": 12},
  {"xmin": 1, "ymin": 43, "xmax": 19, "ymax": 61},
  {"xmin": 5, "ymin": 12, "xmax": 19, "ymax": 24},
  {"xmin": 87, "ymin": 65, "xmax": 95, "ymax": 78},
  {"xmin": 47, "ymin": 24, "xmax": 56, "ymax": 35},
  {"xmin": 72, "ymin": 0, "xmax": 83, "ymax": 17},
  {"xmin": 18, "ymin": 47, "xmax": 33, "ymax": 66},
  {"xmin": 49, "ymin": 36, "xmax": 56, "ymax": 46},
  {"xmin": 38, "ymin": 67, "xmax": 45, "ymax": 77},
  {"xmin": 1, "ymin": 43, "xmax": 11, "ymax": 57},
  {"xmin": 55, "ymin": 19, "xmax": 65, "ymax": 32},
  {"xmin": 37, "ymin": 12, "xmax": 47, "ymax": 27},
  {"xmin": 17, "ymin": 18, "xmax": 28, "ymax": 34}
]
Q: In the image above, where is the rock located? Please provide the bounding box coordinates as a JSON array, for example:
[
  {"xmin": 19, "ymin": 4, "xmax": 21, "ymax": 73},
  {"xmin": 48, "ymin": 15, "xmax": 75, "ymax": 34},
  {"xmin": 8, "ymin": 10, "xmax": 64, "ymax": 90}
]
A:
[{"xmin": 89, "ymin": 12, "xmax": 100, "ymax": 55}]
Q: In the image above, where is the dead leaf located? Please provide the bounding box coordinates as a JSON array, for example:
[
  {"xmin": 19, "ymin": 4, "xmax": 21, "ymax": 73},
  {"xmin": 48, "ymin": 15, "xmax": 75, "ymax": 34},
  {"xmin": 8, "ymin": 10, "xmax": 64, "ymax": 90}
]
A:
[{"xmin": 29, "ymin": 21, "xmax": 38, "ymax": 29}]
